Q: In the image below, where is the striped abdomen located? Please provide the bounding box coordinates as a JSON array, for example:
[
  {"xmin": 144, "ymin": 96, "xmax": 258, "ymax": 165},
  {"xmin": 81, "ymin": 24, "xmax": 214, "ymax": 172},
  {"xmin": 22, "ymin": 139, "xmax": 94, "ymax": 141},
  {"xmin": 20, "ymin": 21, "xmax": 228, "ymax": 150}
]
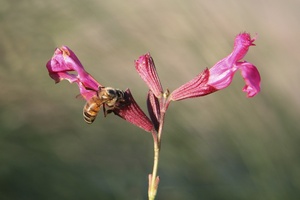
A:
[{"xmin": 83, "ymin": 96, "xmax": 102, "ymax": 124}]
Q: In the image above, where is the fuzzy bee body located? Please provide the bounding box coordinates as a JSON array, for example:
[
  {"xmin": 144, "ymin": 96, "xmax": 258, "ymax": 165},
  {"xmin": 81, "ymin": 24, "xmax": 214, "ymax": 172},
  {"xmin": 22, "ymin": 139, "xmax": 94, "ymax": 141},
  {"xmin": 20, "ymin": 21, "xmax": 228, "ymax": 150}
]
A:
[{"xmin": 83, "ymin": 87, "xmax": 125, "ymax": 124}]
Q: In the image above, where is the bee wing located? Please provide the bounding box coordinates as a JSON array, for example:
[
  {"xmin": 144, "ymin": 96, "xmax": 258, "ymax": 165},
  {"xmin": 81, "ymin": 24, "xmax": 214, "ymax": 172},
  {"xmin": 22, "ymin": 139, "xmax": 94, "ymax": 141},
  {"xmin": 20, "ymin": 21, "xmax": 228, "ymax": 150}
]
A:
[
  {"xmin": 76, "ymin": 90, "xmax": 98, "ymax": 101},
  {"xmin": 77, "ymin": 82, "xmax": 99, "ymax": 101},
  {"xmin": 76, "ymin": 93, "xmax": 86, "ymax": 101}
]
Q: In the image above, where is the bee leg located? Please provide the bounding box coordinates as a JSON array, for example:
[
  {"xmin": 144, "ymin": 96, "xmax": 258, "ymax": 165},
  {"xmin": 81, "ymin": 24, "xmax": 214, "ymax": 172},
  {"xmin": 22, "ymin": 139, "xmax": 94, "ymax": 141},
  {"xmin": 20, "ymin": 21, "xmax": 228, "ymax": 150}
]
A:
[
  {"xmin": 106, "ymin": 109, "xmax": 114, "ymax": 115},
  {"xmin": 103, "ymin": 104, "xmax": 108, "ymax": 117}
]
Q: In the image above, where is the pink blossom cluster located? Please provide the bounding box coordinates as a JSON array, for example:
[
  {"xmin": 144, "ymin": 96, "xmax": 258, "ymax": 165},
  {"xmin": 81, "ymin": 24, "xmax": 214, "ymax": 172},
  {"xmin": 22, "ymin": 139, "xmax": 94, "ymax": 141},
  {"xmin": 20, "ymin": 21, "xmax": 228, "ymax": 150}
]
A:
[{"xmin": 46, "ymin": 33, "xmax": 261, "ymax": 132}]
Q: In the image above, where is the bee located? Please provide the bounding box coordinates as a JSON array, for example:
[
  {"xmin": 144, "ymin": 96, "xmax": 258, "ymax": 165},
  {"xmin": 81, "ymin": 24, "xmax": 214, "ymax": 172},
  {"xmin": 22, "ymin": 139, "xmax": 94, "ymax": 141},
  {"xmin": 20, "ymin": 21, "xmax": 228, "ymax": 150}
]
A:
[{"xmin": 83, "ymin": 87, "xmax": 125, "ymax": 124}]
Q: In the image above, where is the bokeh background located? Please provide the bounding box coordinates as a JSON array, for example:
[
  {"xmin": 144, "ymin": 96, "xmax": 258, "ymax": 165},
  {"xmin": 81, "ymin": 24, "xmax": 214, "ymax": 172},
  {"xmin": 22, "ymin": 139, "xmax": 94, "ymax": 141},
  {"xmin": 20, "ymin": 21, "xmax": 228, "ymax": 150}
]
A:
[{"xmin": 1, "ymin": 0, "xmax": 300, "ymax": 199}]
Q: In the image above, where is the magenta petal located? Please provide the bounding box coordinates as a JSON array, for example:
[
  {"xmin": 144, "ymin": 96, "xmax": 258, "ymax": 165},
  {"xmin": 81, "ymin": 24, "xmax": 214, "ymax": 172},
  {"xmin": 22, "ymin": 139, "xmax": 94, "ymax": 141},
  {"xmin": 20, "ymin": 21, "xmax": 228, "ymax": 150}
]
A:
[
  {"xmin": 205, "ymin": 33, "xmax": 260, "ymax": 95},
  {"xmin": 135, "ymin": 53, "xmax": 163, "ymax": 98},
  {"xmin": 206, "ymin": 33, "xmax": 257, "ymax": 90},
  {"xmin": 60, "ymin": 46, "xmax": 99, "ymax": 90},
  {"xmin": 46, "ymin": 46, "xmax": 102, "ymax": 96},
  {"xmin": 60, "ymin": 46, "xmax": 101, "ymax": 91},
  {"xmin": 232, "ymin": 32, "xmax": 256, "ymax": 61},
  {"xmin": 77, "ymin": 82, "xmax": 98, "ymax": 101},
  {"xmin": 46, "ymin": 46, "xmax": 83, "ymax": 75},
  {"xmin": 46, "ymin": 48, "xmax": 72, "ymax": 73},
  {"xmin": 79, "ymin": 73, "xmax": 101, "ymax": 92},
  {"xmin": 113, "ymin": 89, "xmax": 154, "ymax": 132},
  {"xmin": 206, "ymin": 57, "xmax": 237, "ymax": 90},
  {"xmin": 170, "ymin": 68, "xmax": 218, "ymax": 101},
  {"xmin": 51, "ymin": 72, "xmax": 78, "ymax": 84},
  {"xmin": 236, "ymin": 61, "xmax": 261, "ymax": 97}
]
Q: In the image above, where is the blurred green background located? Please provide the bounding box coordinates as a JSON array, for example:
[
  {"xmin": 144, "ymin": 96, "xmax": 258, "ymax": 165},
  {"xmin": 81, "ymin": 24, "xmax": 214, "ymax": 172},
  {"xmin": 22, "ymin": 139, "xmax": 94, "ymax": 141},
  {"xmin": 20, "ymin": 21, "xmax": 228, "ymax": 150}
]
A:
[{"xmin": 1, "ymin": 0, "xmax": 300, "ymax": 199}]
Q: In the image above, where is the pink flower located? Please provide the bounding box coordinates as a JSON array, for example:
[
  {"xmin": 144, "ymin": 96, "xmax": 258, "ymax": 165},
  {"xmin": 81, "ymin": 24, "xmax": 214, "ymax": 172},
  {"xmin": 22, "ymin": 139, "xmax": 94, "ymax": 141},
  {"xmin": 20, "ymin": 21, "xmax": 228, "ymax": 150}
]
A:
[
  {"xmin": 46, "ymin": 46, "xmax": 101, "ymax": 100},
  {"xmin": 46, "ymin": 46, "xmax": 154, "ymax": 132},
  {"xmin": 170, "ymin": 32, "xmax": 261, "ymax": 100},
  {"xmin": 46, "ymin": 32, "xmax": 260, "ymax": 131}
]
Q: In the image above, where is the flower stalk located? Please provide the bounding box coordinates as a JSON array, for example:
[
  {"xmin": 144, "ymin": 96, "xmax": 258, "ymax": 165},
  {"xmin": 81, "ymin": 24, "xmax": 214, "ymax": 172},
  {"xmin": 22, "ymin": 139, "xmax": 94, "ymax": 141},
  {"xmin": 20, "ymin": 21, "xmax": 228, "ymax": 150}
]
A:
[
  {"xmin": 148, "ymin": 89, "xmax": 170, "ymax": 200},
  {"xmin": 148, "ymin": 129, "xmax": 160, "ymax": 200}
]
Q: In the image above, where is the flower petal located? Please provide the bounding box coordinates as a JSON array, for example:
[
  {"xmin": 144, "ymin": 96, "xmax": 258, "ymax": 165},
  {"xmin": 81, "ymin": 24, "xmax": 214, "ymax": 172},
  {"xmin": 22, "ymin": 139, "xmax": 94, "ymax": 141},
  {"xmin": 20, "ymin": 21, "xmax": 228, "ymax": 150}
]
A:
[
  {"xmin": 233, "ymin": 32, "xmax": 256, "ymax": 61},
  {"xmin": 207, "ymin": 33, "xmax": 257, "ymax": 90},
  {"xmin": 47, "ymin": 69, "xmax": 78, "ymax": 84},
  {"xmin": 206, "ymin": 58, "xmax": 237, "ymax": 90},
  {"xmin": 77, "ymin": 82, "xmax": 98, "ymax": 101},
  {"xmin": 113, "ymin": 89, "xmax": 154, "ymax": 132},
  {"xmin": 46, "ymin": 46, "xmax": 102, "ymax": 98},
  {"xmin": 135, "ymin": 53, "xmax": 163, "ymax": 98},
  {"xmin": 236, "ymin": 61, "xmax": 261, "ymax": 97}
]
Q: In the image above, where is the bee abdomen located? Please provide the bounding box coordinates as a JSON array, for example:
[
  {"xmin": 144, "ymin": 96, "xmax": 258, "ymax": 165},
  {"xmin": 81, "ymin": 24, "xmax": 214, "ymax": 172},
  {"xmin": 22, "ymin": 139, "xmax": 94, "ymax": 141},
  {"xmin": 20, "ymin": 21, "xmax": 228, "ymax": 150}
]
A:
[
  {"xmin": 83, "ymin": 111, "xmax": 95, "ymax": 124},
  {"xmin": 83, "ymin": 101, "xmax": 101, "ymax": 124}
]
